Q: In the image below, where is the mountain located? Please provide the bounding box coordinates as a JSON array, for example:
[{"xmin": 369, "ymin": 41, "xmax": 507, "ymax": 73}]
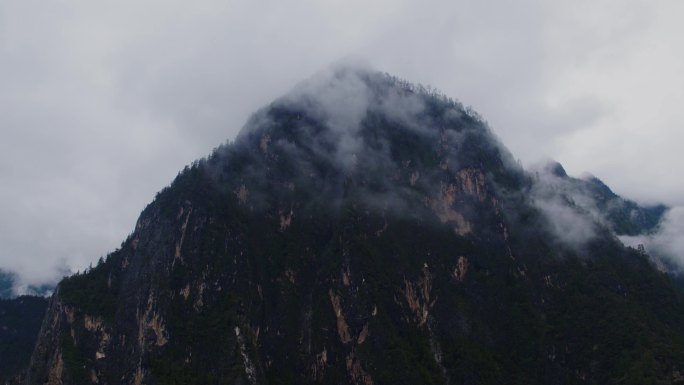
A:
[
  {"xmin": 0, "ymin": 269, "xmax": 55, "ymax": 300},
  {"xmin": 21, "ymin": 67, "xmax": 684, "ymax": 385},
  {"xmin": 531, "ymin": 161, "xmax": 667, "ymax": 237},
  {"xmin": 0, "ymin": 296, "xmax": 48, "ymax": 384},
  {"xmin": 0, "ymin": 272, "xmax": 51, "ymax": 384}
]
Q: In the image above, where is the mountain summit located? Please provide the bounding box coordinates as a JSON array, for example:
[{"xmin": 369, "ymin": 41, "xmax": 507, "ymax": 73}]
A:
[{"xmin": 23, "ymin": 68, "xmax": 684, "ymax": 385}]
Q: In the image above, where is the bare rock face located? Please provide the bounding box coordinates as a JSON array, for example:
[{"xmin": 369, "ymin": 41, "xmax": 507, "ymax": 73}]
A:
[{"xmin": 22, "ymin": 68, "xmax": 684, "ymax": 385}]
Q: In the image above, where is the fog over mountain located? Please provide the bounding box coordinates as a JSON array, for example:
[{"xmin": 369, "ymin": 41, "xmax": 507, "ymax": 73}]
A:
[
  {"xmin": 621, "ymin": 208, "xmax": 684, "ymax": 273},
  {"xmin": 2, "ymin": 0, "xmax": 684, "ymax": 293}
]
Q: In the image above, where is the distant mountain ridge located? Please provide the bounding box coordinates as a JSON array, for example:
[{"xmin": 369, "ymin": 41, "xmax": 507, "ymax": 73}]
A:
[
  {"xmin": 16, "ymin": 67, "xmax": 684, "ymax": 385},
  {"xmin": 0, "ymin": 269, "xmax": 56, "ymax": 300},
  {"xmin": 0, "ymin": 296, "xmax": 48, "ymax": 384},
  {"xmin": 531, "ymin": 160, "xmax": 667, "ymax": 237}
]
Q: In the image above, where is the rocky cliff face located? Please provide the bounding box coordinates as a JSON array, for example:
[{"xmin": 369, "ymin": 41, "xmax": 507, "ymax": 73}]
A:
[{"xmin": 23, "ymin": 68, "xmax": 684, "ymax": 385}]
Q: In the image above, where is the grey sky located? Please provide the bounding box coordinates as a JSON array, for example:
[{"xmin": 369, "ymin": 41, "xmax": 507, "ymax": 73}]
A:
[{"xmin": 2, "ymin": 0, "xmax": 683, "ymax": 291}]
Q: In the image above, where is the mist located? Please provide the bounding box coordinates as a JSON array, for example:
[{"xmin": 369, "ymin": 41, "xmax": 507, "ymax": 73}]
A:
[
  {"xmin": 620, "ymin": 207, "xmax": 684, "ymax": 272},
  {"xmin": 230, "ymin": 66, "xmax": 474, "ymax": 218},
  {"xmin": 527, "ymin": 163, "xmax": 602, "ymax": 247},
  {"xmin": 528, "ymin": 161, "xmax": 684, "ymax": 271}
]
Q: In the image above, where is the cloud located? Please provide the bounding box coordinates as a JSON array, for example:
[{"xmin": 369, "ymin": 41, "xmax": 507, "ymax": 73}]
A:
[
  {"xmin": 529, "ymin": 163, "xmax": 684, "ymax": 270},
  {"xmin": 534, "ymin": 198, "xmax": 598, "ymax": 247},
  {"xmin": 620, "ymin": 207, "xmax": 684, "ymax": 272},
  {"xmin": 527, "ymin": 164, "xmax": 602, "ymax": 247},
  {"xmin": 2, "ymin": 0, "xmax": 684, "ymax": 290},
  {"xmin": 228, "ymin": 68, "xmax": 498, "ymax": 226},
  {"xmin": 282, "ymin": 64, "xmax": 374, "ymax": 169}
]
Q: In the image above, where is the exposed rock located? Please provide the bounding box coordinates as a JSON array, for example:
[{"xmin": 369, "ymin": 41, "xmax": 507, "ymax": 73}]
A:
[
  {"xmin": 235, "ymin": 326, "xmax": 257, "ymax": 385},
  {"xmin": 180, "ymin": 284, "xmax": 190, "ymax": 300},
  {"xmin": 83, "ymin": 315, "xmax": 103, "ymax": 332},
  {"xmin": 404, "ymin": 266, "xmax": 434, "ymax": 327},
  {"xmin": 279, "ymin": 208, "xmax": 294, "ymax": 231},
  {"xmin": 193, "ymin": 281, "xmax": 206, "ymax": 310},
  {"xmin": 133, "ymin": 366, "xmax": 144, "ymax": 385},
  {"xmin": 310, "ymin": 348, "xmax": 327, "ymax": 382},
  {"xmin": 149, "ymin": 313, "xmax": 168, "ymax": 347},
  {"xmin": 357, "ymin": 323, "xmax": 369, "ymax": 345},
  {"xmin": 453, "ymin": 256, "xmax": 469, "ymax": 282},
  {"xmin": 341, "ymin": 266, "xmax": 351, "ymax": 286},
  {"xmin": 430, "ymin": 183, "xmax": 472, "ymax": 236},
  {"xmin": 174, "ymin": 206, "xmax": 193, "ymax": 261},
  {"xmin": 138, "ymin": 291, "xmax": 168, "ymax": 348},
  {"xmin": 456, "ymin": 168, "xmax": 487, "ymax": 201},
  {"xmin": 346, "ymin": 352, "xmax": 374, "ymax": 385},
  {"xmin": 328, "ymin": 289, "xmax": 352, "ymax": 344},
  {"xmin": 46, "ymin": 354, "xmax": 63, "ymax": 385}
]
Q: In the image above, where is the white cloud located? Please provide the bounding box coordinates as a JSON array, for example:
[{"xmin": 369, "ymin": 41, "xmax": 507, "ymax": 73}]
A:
[{"xmin": 621, "ymin": 207, "xmax": 684, "ymax": 271}]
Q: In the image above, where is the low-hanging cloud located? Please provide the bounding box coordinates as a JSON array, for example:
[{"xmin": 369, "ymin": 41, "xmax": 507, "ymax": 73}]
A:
[
  {"xmin": 528, "ymin": 165, "xmax": 602, "ymax": 247},
  {"xmin": 620, "ymin": 207, "xmax": 684, "ymax": 272},
  {"xmin": 528, "ymin": 162, "xmax": 684, "ymax": 272},
  {"xmin": 282, "ymin": 64, "xmax": 374, "ymax": 170},
  {"xmin": 227, "ymin": 67, "xmax": 496, "ymax": 225}
]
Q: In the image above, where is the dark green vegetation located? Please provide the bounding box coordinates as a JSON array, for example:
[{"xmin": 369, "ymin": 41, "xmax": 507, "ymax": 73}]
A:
[
  {"xmin": 0, "ymin": 296, "xmax": 48, "ymax": 383},
  {"xmin": 60, "ymin": 257, "xmax": 120, "ymax": 322},
  {"xmin": 22, "ymin": 68, "xmax": 684, "ymax": 385}
]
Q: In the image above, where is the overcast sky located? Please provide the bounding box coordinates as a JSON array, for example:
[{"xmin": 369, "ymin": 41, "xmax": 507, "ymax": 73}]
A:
[{"xmin": 2, "ymin": 0, "xmax": 683, "ymax": 290}]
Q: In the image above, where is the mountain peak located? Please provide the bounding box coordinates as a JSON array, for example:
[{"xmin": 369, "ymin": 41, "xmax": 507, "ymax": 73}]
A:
[
  {"xmin": 543, "ymin": 160, "xmax": 568, "ymax": 178},
  {"xmin": 222, "ymin": 66, "xmax": 522, "ymax": 224},
  {"xmin": 19, "ymin": 68, "xmax": 684, "ymax": 385}
]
